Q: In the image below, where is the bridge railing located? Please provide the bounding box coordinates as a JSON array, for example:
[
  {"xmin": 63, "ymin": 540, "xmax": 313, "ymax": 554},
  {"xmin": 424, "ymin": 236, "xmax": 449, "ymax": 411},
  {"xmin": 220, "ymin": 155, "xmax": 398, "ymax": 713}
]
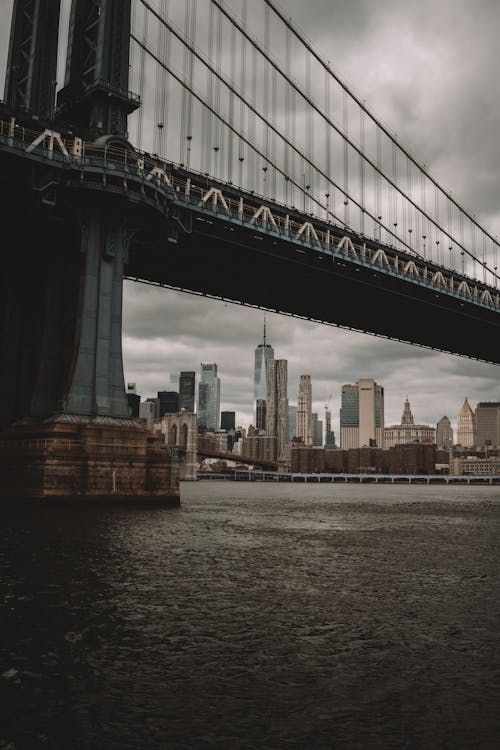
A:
[{"xmin": 1, "ymin": 115, "xmax": 498, "ymax": 311}]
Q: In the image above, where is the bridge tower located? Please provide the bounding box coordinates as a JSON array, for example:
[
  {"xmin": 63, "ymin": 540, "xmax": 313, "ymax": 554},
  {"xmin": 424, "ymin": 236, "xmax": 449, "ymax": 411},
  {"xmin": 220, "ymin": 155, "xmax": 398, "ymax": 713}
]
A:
[
  {"xmin": 0, "ymin": 1, "xmax": 178, "ymax": 504},
  {"xmin": 4, "ymin": 0, "xmax": 61, "ymax": 118}
]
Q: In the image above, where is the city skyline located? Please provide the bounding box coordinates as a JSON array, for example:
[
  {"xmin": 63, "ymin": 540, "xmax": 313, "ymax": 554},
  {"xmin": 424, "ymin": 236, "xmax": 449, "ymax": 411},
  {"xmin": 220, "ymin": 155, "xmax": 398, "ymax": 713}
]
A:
[{"xmin": 124, "ymin": 317, "xmax": 497, "ymax": 442}]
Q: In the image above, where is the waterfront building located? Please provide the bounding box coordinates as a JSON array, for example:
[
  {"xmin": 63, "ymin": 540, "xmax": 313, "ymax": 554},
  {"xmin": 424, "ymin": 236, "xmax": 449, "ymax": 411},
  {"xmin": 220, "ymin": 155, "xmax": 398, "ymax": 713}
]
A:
[
  {"xmin": 451, "ymin": 455, "xmax": 500, "ymax": 475},
  {"xmin": 242, "ymin": 434, "xmax": 277, "ymax": 463},
  {"xmin": 179, "ymin": 371, "xmax": 196, "ymax": 412},
  {"xmin": 436, "ymin": 416, "xmax": 454, "ymax": 449},
  {"xmin": 384, "ymin": 398, "xmax": 436, "ymax": 449},
  {"xmin": 457, "ymin": 398, "xmax": 476, "ymax": 447},
  {"xmin": 158, "ymin": 391, "xmax": 179, "ymax": 416},
  {"xmin": 266, "ymin": 359, "xmax": 289, "ymax": 462},
  {"xmin": 296, "ymin": 375, "xmax": 312, "ymax": 446},
  {"xmin": 475, "ymin": 402, "xmax": 500, "ymax": 448},
  {"xmin": 254, "ymin": 318, "xmax": 274, "ymax": 424},
  {"xmin": 198, "ymin": 363, "xmax": 221, "ymax": 431},
  {"xmin": 340, "ymin": 379, "xmax": 384, "ymax": 449}
]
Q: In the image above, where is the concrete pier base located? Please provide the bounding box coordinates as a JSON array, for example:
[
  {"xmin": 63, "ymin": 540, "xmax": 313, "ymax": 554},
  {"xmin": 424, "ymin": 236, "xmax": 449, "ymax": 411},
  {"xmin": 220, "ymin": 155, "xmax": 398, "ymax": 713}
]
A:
[{"xmin": 0, "ymin": 419, "xmax": 180, "ymax": 506}]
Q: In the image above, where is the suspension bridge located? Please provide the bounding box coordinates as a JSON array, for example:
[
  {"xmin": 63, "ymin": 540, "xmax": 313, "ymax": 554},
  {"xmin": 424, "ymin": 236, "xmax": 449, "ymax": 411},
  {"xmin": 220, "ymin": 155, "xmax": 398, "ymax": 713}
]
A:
[{"xmin": 0, "ymin": 0, "xmax": 499, "ymax": 501}]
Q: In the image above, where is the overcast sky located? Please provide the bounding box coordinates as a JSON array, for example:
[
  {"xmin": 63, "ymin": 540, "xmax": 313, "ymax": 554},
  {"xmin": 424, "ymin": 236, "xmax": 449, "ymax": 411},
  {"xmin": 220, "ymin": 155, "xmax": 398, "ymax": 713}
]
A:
[{"xmin": 2, "ymin": 0, "xmax": 500, "ymax": 437}]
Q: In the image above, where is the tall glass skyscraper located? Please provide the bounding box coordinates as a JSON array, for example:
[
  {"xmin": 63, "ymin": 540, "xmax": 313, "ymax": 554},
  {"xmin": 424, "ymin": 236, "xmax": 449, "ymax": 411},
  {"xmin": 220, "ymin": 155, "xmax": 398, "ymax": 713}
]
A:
[
  {"xmin": 198, "ymin": 363, "xmax": 220, "ymax": 431},
  {"xmin": 254, "ymin": 318, "xmax": 274, "ymax": 423},
  {"xmin": 340, "ymin": 379, "xmax": 384, "ymax": 449}
]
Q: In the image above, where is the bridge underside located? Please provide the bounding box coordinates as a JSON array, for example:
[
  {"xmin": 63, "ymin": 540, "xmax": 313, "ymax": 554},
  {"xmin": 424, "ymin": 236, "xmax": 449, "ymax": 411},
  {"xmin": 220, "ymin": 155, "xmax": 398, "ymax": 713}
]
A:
[{"xmin": 126, "ymin": 217, "xmax": 500, "ymax": 365}]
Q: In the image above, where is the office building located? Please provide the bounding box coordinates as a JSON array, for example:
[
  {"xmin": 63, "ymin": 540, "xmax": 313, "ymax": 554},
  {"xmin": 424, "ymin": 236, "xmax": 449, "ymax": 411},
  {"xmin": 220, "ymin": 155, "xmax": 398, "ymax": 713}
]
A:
[
  {"xmin": 198, "ymin": 363, "xmax": 220, "ymax": 431},
  {"xmin": 457, "ymin": 398, "xmax": 476, "ymax": 447},
  {"xmin": 139, "ymin": 400, "xmax": 157, "ymax": 429},
  {"xmin": 436, "ymin": 416, "xmax": 454, "ymax": 449},
  {"xmin": 256, "ymin": 398, "xmax": 267, "ymax": 431},
  {"xmin": 221, "ymin": 411, "xmax": 236, "ymax": 431},
  {"xmin": 179, "ymin": 371, "xmax": 196, "ymax": 412},
  {"xmin": 266, "ymin": 359, "xmax": 289, "ymax": 461},
  {"xmin": 296, "ymin": 375, "xmax": 312, "ymax": 446},
  {"xmin": 288, "ymin": 404, "xmax": 297, "ymax": 440},
  {"xmin": 340, "ymin": 379, "xmax": 384, "ymax": 449},
  {"xmin": 384, "ymin": 398, "xmax": 436, "ymax": 449},
  {"xmin": 324, "ymin": 408, "xmax": 336, "ymax": 448},
  {"xmin": 475, "ymin": 402, "xmax": 500, "ymax": 448},
  {"xmin": 312, "ymin": 413, "xmax": 323, "ymax": 446},
  {"xmin": 158, "ymin": 391, "xmax": 179, "ymax": 416},
  {"xmin": 254, "ymin": 318, "xmax": 274, "ymax": 423}
]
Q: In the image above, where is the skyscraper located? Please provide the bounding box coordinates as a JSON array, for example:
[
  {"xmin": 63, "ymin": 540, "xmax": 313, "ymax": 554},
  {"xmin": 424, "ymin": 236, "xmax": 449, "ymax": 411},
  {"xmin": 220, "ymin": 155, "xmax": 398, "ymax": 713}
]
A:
[
  {"xmin": 312, "ymin": 413, "xmax": 323, "ymax": 446},
  {"xmin": 179, "ymin": 371, "xmax": 196, "ymax": 412},
  {"xmin": 157, "ymin": 391, "xmax": 179, "ymax": 416},
  {"xmin": 254, "ymin": 318, "xmax": 274, "ymax": 423},
  {"xmin": 288, "ymin": 404, "xmax": 297, "ymax": 441},
  {"xmin": 457, "ymin": 398, "xmax": 476, "ymax": 447},
  {"xmin": 198, "ymin": 363, "xmax": 220, "ymax": 431},
  {"xmin": 324, "ymin": 408, "xmax": 336, "ymax": 448},
  {"xmin": 296, "ymin": 375, "xmax": 312, "ymax": 446},
  {"xmin": 436, "ymin": 416, "xmax": 454, "ymax": 449},
  {"xmin": 475, "ymin": 402, "xmax": 500, "ymax": 447},
  {"xmin": 266, "ymin": 359, "xmax": 289, "ymax": 461},
  {"xmin": 340, "ymin": 379, "xmax": 384, "ymax": 449},
  {"xmin": 221, "ymin": 411, "xmax": 236, "ymax": 431},
  {"xmin": 256, "ymin": 398, "xmax": 267, "ymax": 431}
]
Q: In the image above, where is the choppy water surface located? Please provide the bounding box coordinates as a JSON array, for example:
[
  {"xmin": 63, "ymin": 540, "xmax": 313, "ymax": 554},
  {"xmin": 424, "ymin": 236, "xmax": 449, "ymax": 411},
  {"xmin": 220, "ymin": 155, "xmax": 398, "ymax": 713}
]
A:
[{"xmin": 2, "ymin": 483, "xmax": 500, "ymax": 749}]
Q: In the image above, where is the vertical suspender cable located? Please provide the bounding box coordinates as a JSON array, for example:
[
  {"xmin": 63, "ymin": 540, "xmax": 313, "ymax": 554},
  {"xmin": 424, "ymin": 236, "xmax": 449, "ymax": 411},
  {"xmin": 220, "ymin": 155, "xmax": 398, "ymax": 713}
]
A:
[
  {"xmin": 238, "ymin": 0, "xmax": 247, "ymax": 187},
  {"xmin": 359, "ymin": 106, "xmax": 365, "ymax": 235},
  {"xmin": 227, "ymin": 19, "xmax": 236, "ymax": 182},
  {"xmin": 343, "ymin": 89, "xmax": 349, "ymax": 226}
]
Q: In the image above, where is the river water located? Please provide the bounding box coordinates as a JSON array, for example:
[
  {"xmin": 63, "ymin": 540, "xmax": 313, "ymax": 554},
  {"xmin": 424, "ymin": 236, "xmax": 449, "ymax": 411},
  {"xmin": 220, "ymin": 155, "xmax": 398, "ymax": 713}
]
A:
[{"xmin": 1, "ymin": 482, "xmax": 500, "ymax": 749}]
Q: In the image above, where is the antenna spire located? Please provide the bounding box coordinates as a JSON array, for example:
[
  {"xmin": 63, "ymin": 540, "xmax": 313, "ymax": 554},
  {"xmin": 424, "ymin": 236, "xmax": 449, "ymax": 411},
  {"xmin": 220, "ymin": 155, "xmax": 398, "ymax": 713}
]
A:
[{"xmin": 263, "ymin": 314, "xmax": 267, "ymax": 346}]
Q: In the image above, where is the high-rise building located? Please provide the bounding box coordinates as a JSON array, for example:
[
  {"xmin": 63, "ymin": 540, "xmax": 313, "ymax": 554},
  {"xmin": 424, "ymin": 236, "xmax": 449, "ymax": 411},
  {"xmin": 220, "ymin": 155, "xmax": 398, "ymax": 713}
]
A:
[
  {"xmin": 266, "ymin": 359, "xmax": 289, "ymax": 461},
  {"xmin": 221, "ymin": 411, "xmax": 236, "ymax": 431},
  {"xmin": 198, "ymin": 363, "xmax": 220, "ymax": 431},
  {"xmin": 256, "ymin": 399, "xmax": 267, "ymax": 431},
  {"xmin": 254, "ymin": 318, "xmax": 274, "ymax": 423},
  {"xmin": 312, "ymin": 413, "xmax": 323, "ymax": 446},
  {"xmin": 475, "ymin": 402, "xmax": 500, "ymax": 448},
  {"xmin": 158, "ymin": 391, "xmax": 179, "ymax": 416},
  {"xmin": 457, "ymin": 398, "xmax": 476, "ymax": 447},
  {"xmin": 288, "ymin": 404, "xmax": 297, "ymax": 440},
  {"xmin": 179, "ymin": 371, "xmax": 196, "ymax": 412},
  {"xmin": 436, "ymin": 416, "xmax": 454, "ymax": 449},
  {"xmin": 296, "ymin": 375, "xmax": 312, "ymax": 446},
  {"xmin": 340, "ymin": 379, "xmax": 384, "ymax": 449},
  {"xmin": 384, "ymin": 397, "xmax": 436, "ymax": 449},
  {"xmin": 324, "ymin": 408, "xmax": 336, "ymax": 448}
]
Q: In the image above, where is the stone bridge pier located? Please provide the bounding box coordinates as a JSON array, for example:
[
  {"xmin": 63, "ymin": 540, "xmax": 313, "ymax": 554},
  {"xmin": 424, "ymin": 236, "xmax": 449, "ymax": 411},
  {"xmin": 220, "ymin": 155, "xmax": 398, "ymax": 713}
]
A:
[
  {"xmin": 0, "ymin": 0, "xmax": 179, "ymax": 505},
  {"xmin": 158, "ymin": 414, "xmax": 198, "ymax": 481}
]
